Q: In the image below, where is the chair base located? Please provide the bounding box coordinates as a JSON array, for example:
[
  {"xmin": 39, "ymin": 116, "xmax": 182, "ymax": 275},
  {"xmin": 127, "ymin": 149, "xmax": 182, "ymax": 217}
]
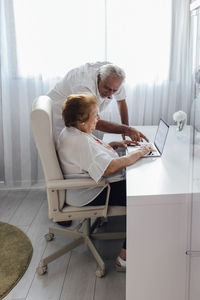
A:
[{"xmin": 37, "ymin": 218, "xmax": 126, "ymax": 277}]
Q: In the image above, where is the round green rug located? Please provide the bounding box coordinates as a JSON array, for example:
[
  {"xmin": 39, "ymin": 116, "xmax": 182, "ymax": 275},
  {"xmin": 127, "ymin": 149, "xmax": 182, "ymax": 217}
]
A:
[{"xmin": 0, "ymin": 222, "xmax": 33, "ymax": 300}]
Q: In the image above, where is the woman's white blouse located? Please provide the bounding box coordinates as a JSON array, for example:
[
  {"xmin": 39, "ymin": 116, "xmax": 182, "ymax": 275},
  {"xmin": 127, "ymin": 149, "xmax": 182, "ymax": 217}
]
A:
[{"xmin": 57, "ymin": 127, "xmax": 122, "ymax": 206}]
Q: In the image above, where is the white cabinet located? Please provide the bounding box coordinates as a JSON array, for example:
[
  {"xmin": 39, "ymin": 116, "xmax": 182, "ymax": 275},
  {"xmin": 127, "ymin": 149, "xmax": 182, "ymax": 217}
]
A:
[
  {"xmin": 126, "ymin": 195, "xmax": 190, "ymax": 300},
  {"xmin": 190, "ymin": 257, "xmax": 200, "ymax": 300},
  {"xmin": 189, "ymin": 189, "xmax": 200, "ymax": 300},
  {"xmin": 191, "ymin": 192, "xmax": 200, "ymax": 250}
]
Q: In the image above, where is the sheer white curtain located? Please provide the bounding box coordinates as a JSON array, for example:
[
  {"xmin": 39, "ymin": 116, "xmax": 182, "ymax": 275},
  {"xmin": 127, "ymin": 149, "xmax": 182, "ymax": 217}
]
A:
[
  {"xmin": 0, "ymin": 0, "xmax": 53, "ymax": 187},
  {"xmin": 102, "ymin": 0, "xmax": 192, "ymax": 126},
  {"xmin": 0, "ymin": 0, "xmax": 192, "ymax": 187},
  {"xmin": 0, "ymin": 0, "xmax": 105, "ymax": 187}
]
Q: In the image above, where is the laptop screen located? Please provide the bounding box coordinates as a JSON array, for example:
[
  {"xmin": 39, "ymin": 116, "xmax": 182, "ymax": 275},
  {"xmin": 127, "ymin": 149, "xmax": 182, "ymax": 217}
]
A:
[{"xmin": 154, "ymin": 119, "xmax": 169, "ymax": 154}]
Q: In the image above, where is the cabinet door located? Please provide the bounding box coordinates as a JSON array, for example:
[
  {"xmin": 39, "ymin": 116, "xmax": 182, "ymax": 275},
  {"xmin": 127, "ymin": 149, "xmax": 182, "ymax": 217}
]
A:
[
  {"xmin": 127, "ymin": 196, "xmax": 188, "ymax": 300},
  {"xmin": 190, "ymin": 257, "xmax": 200, "ymax": 300},
  {"xmin": 191, "ymin": 193, "xmax": 200, "ymax": 250},
  {"xmin": 189, "ymin": 192, "xmax": 200, "ymax": 300}
]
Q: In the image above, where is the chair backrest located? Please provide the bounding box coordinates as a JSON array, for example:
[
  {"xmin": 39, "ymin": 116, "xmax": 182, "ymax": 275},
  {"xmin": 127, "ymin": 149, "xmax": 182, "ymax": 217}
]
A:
[{"xmin": 30, "ymin": 96, "xmax": 65, "ymax": 209}]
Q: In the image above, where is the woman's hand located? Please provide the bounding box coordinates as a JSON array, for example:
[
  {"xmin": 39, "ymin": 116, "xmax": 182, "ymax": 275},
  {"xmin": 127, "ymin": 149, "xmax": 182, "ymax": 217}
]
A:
[
  {"xmin": 138, "ymin": 144, "xmax": 155, "ymax": 156},
  {"xmin": 104, "ymin": 144, "xmax": 155, "ymax": 176},
  {"xmin": 109, "ymin": 140, "xmax": 137, "ymax": 149}
]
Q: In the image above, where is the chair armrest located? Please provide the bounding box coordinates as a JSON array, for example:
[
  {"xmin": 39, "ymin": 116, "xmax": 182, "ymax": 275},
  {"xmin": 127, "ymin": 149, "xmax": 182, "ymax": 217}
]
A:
[
  {"xmin": 46, "ymin": 178, "xmax": 107, "ymax": 190},
  {"xmin": 47, "ymin": 177, "xmax": 111, "ymax": 218}
]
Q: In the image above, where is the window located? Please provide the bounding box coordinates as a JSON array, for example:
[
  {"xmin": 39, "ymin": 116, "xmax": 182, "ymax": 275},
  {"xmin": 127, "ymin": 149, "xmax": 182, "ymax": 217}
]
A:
[
  {"xmin": 13, "ymin": 0, "xmax": 171, "ymax": 83},
  {"xmin": 106, "ymin": 0, "xmax": 171, "ymax": 84},
  {"xmin": 13, "ymin": 0, "xmax": 105, "ymax": 78}
]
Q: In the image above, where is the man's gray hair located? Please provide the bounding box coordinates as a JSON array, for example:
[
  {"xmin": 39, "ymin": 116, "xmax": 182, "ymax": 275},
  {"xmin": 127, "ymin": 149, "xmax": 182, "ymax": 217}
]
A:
[{"xmin": 99, "ymin": 63, "xmax": 126, "ymax": 82}]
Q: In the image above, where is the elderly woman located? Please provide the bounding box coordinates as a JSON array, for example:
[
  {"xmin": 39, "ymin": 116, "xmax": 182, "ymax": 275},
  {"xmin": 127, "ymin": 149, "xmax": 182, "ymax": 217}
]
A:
[{"xmin": 57, "ymin": 93, "xmax": 153, "ymax": 272}]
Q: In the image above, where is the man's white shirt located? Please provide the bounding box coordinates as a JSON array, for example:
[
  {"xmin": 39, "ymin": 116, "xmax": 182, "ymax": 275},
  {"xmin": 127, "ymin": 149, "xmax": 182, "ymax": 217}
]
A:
[{"xmin": 48, "ymin": 62, "xmax": 126, "ymax": 140}]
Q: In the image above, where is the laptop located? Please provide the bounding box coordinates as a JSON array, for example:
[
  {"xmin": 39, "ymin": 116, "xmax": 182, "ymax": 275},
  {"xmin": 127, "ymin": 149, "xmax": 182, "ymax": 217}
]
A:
[{"xmin": 127, "ymin": 119, "xmax": 169, "ymax": 157}]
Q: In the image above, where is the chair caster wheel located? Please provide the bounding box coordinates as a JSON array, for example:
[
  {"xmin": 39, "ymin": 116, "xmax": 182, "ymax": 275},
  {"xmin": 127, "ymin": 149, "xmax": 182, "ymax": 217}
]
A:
[
  {"xmin": 45, "ymin": 233, "xmax": 54, "ymax": 241},
  {"xmin": 96, "ymin": 268, "xmax": 105, "ymax": 278},
  {"xmin": 37, "ymin": 265, "xmax": 47, "ymax": 275}
]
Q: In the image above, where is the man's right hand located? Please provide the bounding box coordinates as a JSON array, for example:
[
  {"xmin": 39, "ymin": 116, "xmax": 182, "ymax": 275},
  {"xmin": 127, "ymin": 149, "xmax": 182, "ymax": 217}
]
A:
[{"xmin": 125, "ymin": 127, "xmax": 149, "ymax": 144}]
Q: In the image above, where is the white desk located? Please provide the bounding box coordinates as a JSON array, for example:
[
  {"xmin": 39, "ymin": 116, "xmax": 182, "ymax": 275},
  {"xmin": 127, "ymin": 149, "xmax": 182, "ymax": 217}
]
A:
[
  {"xmin": 126, "ymin": 126, "xmax": 194, "ymax": 300},
  {"xmin": 127, "ymin": 126, "xmax": 193, "ymax": 197},
  {"xmin": 105, "ymin": 125, "xmax": 196, "ymax": 300}
]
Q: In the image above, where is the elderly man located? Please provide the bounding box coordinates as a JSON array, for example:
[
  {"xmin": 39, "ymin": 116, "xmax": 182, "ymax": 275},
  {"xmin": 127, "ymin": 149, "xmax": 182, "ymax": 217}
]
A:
[{"xmin": 48, "ymin": 61, "xmax": 148, "ymax": 143}]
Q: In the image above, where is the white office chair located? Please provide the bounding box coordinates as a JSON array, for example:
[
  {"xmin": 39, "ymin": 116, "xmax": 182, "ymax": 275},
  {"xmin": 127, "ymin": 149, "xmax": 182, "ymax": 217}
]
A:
[{"xmin": 30, "ymin": 96, "xmax": 126, "ymax": 277}]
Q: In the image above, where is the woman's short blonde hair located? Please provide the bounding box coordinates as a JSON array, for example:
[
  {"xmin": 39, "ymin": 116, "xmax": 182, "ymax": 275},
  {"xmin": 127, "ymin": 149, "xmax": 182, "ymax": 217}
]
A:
[{"xmin": 62, "ymin": 93, "xmax": 97, "ymax": 127}]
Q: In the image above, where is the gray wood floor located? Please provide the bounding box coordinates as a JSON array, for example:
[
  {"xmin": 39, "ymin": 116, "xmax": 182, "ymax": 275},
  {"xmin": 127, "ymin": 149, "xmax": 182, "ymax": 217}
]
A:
[{"xmin": 0, "ymin": 189, "xmax": 126, "ymax": 300}]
